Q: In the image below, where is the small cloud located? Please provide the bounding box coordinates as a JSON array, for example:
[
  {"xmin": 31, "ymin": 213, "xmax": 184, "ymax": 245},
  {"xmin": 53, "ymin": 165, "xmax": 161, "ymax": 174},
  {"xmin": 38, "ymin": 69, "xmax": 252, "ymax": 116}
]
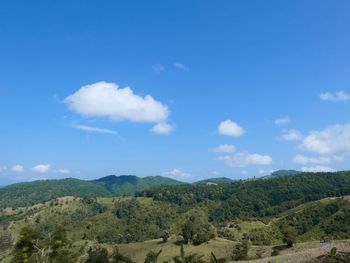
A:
[
  {"xmin": 209, "ymin": 144, "xmax": 236, "ymax": 153},
  {"xmin": 56, "ymin": 169, "xmax": 70, "ymax": 174},
  {"xmin": 211, "ymin": 171, "xmax": 220, "ymax": 176},
  {"xmin": 275, "ymin": 117, "xmax": 290, "ymax": 126},
  {"xmin": 11, "ymin": 165, "xmax": 24, "ymax": 172},
  {"xmin": 71, "ymin": 124, "xmax": 119, "ymax": 135},
  {"xmin": 301, "ymin": 166, "xmax": 335, "ymax": 173},
  {"xmin": 174, "ymin": 62, "xmax": 189, "ymax": 71},
  {"xmin": 293, "ymin": 154, "xmax": 343, "ymax": 165},
  {"xmin": 152, "ymin": 64, "xmax": 165, "ymax": 73},
  {"xmin": 218, "ymin": 151, "xmax": 272, "ymax": 167},
  {"xmin": 163, "ymin": 168, "xmax": 191, "ymax": 178},
  {"xmin": 151, "ymin": 122, "xmax": 175, "ymax": 135},
  {"xmin": 320, "ymin": 91, "xmax": 350, "ymax": 102},
  {"xmin": 218, "ymin": 120, "xmax": 244, "ymax": 137},
  {"xmin": 32, "ymin": 164, "xmax": 51, "ymax": 173},
  {"xmin": 278, "ymin": 129, "xmax": 303, "ymax": 141}
]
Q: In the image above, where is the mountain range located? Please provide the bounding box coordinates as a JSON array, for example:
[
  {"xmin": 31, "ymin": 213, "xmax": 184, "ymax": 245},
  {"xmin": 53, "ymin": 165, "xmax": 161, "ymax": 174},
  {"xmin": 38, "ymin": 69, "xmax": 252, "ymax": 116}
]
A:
[{"xmin": 0, "ymin": 170, "xmax": 297, "ymax": 209}]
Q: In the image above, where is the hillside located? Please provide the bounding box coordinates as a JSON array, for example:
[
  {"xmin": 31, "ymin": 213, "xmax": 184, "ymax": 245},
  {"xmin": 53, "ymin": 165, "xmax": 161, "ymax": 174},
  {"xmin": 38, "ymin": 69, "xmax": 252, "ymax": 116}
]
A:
[
  {"xmin": 0, "ymin": 175, "xmax": 183, "ymax": 209},
  {"xmin": 1, "ymin": 194, "xmax": 350, "ymax": 262},
  {"xmin": 92, "ymin": 175, "xmax": 183, "ymax": 196}
]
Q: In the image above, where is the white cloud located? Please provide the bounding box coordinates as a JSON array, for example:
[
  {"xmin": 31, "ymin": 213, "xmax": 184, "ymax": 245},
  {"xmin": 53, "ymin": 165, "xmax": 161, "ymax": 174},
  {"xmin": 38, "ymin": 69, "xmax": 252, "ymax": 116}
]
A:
[
  {"xmin": 151, "ymin": 122, "xmax": 174, "ymax": 135},
  {"xmin": 71, "ymin": 124, "xmax": 119, "ymax": 135},
  {"xmin": 300, "ymin": 124, "xmax": 350, "ymax": 155},
  {"xmin": 163, "ymin": 168, "xmax": 192, "ymax": 178},
  {"xmin": 218, "ymin": 120, "xmax": 244, "ymax": 137},
  {"xmin": 56, "ymin": 169, "xmax": 70, "ymax": 174},
  {"xmin": 279, "ymin": 129, "xmax": 303, "ymax": 141},
  {"xmin": 211, "ymin": 171, "xmax": 220, "ymax": 176},
  {"xmin": 11, "ymin": 165, "xmax": 24, "ymax": 172},
  {"xmin": 65, "ymin": 81, "xmax": 169, "ymax": 123},
  {"xmin": 293, "ymin": 154, "xmax": 343, "ymax": 165},
  {"xmin": 31, "ymin": 164, "xmax": 51, "ymax": 173},
  {"xmin": 301, "ymin": 166, "xmax": 335, "ymax": 173},
  {"xmin": 275, "ymin": 117, "xmax": 290, "ymax": 126},
  {"xmin": 209, "ymin": 144, "xmax": 236, "ymax": 153},
  {"xmin": 320, "ymin": 91, "xmax": 350, "ymax": 102},
  {"xmin": 218, "ymin": 151, "xmax": 272, "ymax": 167},
  {"xmin": 174, "ymin": 62, "xmax": 188, "ymax": 71},
  {"xmin": 152, "ymin": 64, "xmax": 165, "ymax": 73}
]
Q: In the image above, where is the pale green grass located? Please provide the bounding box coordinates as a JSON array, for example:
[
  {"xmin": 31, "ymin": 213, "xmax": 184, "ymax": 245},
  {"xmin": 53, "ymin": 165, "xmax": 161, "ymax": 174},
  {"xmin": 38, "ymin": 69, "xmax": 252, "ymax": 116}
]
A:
[{"xmin": 117, "ymin": 237, "xmax": 235, "ymax": 262}]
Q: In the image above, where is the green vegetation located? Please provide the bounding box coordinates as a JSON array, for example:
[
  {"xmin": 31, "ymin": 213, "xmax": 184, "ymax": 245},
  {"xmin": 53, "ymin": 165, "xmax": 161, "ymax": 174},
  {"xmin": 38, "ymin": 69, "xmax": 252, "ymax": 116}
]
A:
[
  {"xmin": 2, "ymin": 171, "xmax": 350, "ymax": 262},
  {"xmin": 0, "ymin": 175, "xmax": 182, "ymax": 209}
]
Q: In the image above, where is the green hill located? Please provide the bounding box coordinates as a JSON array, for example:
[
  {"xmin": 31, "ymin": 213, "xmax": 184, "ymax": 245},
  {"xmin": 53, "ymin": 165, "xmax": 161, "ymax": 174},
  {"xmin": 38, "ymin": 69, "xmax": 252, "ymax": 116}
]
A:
[
  {"xmin": 92, "ymin": 175, "xmax": 183, "ymax": 196},
  {"xmin": 0, "ymin": 175, "xmax": 183, "ymax": 209}
]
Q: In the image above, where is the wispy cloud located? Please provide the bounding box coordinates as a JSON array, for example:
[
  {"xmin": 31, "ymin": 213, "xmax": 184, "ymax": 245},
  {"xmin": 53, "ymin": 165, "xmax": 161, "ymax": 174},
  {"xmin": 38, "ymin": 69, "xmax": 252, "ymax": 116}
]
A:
[
  {"xmin": 275, "ymin": 117, "xmax": 290, "ymax": 126},
  {"xmin": 163, "ymin": 168, "xmax": 192, "ymax": 178},
  {"xmin": 320, "ymin": 91, "xmax": 350, "ymax": 102},
  {"xmin": 152, "ymin": 64, "xmax": 166, "ymax": 73},
  {"xmin": 174, "ymin": 62, "xmax": 189, "ymax": 71},
  {"xmin": 71, "ymin": 124, "xmax": 119, "ymax": 135}
]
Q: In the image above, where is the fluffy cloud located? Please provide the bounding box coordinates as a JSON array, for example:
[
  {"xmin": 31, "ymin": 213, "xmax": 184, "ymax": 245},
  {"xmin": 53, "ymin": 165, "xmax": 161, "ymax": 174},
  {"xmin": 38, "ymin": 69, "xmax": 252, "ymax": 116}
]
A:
[
  {"xmin": 279, "ymin": 129, "xmax": 303, "ymax": 141},
  {"xmin": 300, "ymin": 124, "xmax": 350, "ymax": 155},
  {"xmin": 218, "ymin": 120, "xmax": 244, "ymax": 137},
  {"xmin": 209, "ymin": 144, "xmax": 236, "ymax": 153},
  {"xmin": 320, "ymin": 91, "xmax": 350, "ymax": 102},
  {"xmin": 218, "ymin": 151, "xmax": 272, "ymax": 167},
  {"xmin": 56, "ymin": 169, "xmax": 70, "ymax": 174},
  {"xmin": 174, "ymin": 62, "xmax": 188, "ymax": 71},
  {"xmin": 293, "ymin": 154, "xmax": 343, "ymax": 165},
  {"xmin": 301, "ymin": 166, "xmax": 335, "ymax": 173},
  {"xmin": 151, "ymin": 122, "xmax": 174, "ymax": 135},
  {"xmin": 65, "ymin": 81, "xmax": 169, "ymax": 123},
  {"xmin": 32, "ymin": 164, "xmax": 51, "ymax": 173},
  {"xmin": 163, "ymin": 168, "xmax": 192, "ymax": 178},
  {"xmin": 275, "ymin": 117, "xmax": 291, "ymax": 126},
  {"xmin": 71, "ymin": 124, "xmax": 118, "ymax": 135},
  {"xmin": 11, "ymin": 165, "xmax": 24, "ymax": 172}
]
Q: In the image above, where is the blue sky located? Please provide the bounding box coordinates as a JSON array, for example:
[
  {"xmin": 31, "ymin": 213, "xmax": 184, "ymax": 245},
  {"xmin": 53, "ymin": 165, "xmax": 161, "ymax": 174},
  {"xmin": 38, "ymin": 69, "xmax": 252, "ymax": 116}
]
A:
[{"xmin": 1, "ymin": 0, "xmax": 350, "ymax": 185}]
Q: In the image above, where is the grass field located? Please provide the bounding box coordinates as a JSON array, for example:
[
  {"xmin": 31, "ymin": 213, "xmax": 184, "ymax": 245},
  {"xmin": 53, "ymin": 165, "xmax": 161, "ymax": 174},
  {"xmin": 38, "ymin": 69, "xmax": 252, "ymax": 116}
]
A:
[{"xmin": 117, "ymin": 237, "xmax": 235, "ymax": 262}]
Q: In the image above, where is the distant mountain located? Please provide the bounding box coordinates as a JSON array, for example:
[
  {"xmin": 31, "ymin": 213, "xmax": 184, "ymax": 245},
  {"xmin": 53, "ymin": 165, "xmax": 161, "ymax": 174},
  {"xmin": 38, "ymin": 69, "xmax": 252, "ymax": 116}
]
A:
[
  {"xmin": 262, "ymin": 169, "xmax": 300, "ymax": 179},
  {"xmin": 194, "ymin": 177, "xmax": 234, "ymax": 185},
  {"xmin": 92, "ymin": 175, "xmax": 183, "ymax": 196},
  {"xmin": 0, "ymin": 175, "xmax": 184, "ymax": 208}
]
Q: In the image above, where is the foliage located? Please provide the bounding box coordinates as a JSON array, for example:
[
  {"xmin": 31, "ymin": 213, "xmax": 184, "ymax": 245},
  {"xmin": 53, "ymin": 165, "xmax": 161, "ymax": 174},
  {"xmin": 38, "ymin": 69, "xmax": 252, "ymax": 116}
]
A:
[
  {"xmin": 86, "ymin": 246, "xmax": 109, "ymax": 263},
  {"xmin": 172, "ymin": 245, "xmax": 206, "ymax": 263},
  {"xmin": 144, "ymin": 249, "xmax": 162, "ymax": 263},
  {"xmin": 181, "ymin": 212, "xmax": 216, "ymax": 245},
  {"xmin": 231, "ymin": 240, "xmax": 250, "ymax": 261}
]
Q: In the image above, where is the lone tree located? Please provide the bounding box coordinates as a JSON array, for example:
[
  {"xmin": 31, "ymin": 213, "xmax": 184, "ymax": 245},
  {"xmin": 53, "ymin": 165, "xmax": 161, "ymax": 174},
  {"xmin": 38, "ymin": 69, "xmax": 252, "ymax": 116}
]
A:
[
  {"xmin": 281, "ymin": 227, "xmax": 297, "ymax": 247},
  {"xmin": 181, "ymin": 211, "xmax": 216, "ymax": 245},
  {"xmin": 232, "ymin": 240, "xmax": 250, "ymax": 261}
]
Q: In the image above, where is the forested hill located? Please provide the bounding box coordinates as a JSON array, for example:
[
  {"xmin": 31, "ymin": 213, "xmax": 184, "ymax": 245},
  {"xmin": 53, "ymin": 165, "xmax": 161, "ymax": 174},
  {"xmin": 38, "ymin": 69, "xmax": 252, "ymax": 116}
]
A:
[
  {"xmin": 0, "ymin": 175, "xmax": 182, "ymax": 208},
  {"xmin": 139, "ymin": 171, "xmax": 350, "ymax": 223}
]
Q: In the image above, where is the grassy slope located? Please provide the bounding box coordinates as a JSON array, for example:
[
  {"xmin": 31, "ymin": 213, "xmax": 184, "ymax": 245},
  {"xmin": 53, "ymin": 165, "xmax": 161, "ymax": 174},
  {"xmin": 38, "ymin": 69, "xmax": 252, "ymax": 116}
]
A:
[{"xmin": 117, "ymin": 238, "xmax": 234, "ymax": 262}]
